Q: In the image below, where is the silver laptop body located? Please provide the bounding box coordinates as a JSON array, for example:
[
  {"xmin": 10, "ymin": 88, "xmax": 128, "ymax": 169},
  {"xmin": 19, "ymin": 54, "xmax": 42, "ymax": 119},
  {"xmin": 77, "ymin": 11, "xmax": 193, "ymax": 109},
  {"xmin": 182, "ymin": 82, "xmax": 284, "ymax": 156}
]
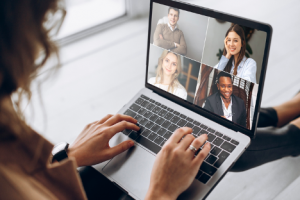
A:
[{"xmin": 93, "ymin": 0, "xmax": 272, "ymax": 199}]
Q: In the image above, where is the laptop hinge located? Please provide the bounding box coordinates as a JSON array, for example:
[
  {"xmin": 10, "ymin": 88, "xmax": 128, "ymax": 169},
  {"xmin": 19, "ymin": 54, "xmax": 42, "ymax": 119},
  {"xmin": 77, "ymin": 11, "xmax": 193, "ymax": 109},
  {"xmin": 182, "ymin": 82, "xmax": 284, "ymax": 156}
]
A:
[{"xmin": 113, "ymin": 182, "xmax": 128, "ymax": 195}]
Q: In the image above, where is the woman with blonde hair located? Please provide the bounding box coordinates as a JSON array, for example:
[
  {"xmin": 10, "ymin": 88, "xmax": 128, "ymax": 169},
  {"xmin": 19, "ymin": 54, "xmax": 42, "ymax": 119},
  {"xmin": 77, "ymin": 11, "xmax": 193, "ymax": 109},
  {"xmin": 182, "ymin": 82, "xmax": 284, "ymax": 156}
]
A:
[
  {"xmin": 148, "ymin": 50, "xmax": 187, "ymax": 99},
  {"xmin": 215, "ymin": 24, "xmax": 257, "ymax": 83}
]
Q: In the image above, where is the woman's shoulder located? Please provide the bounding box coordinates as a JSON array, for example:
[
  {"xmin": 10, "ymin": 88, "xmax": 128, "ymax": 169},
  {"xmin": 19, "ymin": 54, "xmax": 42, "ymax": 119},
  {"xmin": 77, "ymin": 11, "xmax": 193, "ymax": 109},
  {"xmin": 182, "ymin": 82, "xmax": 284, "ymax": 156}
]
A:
[{"xmin": 244, "ymin": 57, "xmax": 256, "ymax": 65}]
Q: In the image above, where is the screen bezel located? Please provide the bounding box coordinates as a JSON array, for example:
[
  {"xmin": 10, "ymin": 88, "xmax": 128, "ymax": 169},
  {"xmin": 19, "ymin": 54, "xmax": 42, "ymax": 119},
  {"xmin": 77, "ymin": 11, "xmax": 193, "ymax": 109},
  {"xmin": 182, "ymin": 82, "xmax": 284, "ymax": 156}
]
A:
[{"xmin": 145, "ymin": 0, "xmax": 272, "ymax": 138}]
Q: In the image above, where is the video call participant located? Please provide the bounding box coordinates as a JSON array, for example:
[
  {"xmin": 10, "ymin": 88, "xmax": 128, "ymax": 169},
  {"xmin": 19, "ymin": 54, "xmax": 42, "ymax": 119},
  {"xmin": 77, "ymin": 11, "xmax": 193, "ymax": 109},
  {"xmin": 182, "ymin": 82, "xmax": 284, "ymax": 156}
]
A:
[
  {"xmin": 203, "ymin": 71, "xmax": 247, "ymax": 127},
  {"xmin": 153, "ymin": 7, "xmax": 187, "ymax": 55},
  {"xmin": 214, "ymin": 24, "xmax": 257, "ymax": 83},
  {"xmin": 148, "ymin": 50, "xmax": 187, "ymax": 100}
]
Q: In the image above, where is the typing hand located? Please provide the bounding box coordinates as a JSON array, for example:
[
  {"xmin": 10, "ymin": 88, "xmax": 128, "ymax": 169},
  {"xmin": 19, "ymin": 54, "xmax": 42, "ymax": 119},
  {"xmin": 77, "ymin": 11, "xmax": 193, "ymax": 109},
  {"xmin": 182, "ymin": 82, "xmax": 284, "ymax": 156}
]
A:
[
  {"xmin": 68, "ymin": 114, "xmax": 139, "ymax": 167},
  {"xmin": 145, "ymin": 128, "xmax": 210, "ymax": 200}
]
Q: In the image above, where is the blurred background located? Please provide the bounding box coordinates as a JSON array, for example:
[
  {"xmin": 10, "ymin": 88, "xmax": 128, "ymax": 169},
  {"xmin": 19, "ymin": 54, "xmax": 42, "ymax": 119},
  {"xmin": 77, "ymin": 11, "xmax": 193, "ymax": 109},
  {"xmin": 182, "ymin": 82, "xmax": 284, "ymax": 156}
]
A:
[{"xmin": 25, "ymin": 0, "xmax": 300, "ymax": 199}]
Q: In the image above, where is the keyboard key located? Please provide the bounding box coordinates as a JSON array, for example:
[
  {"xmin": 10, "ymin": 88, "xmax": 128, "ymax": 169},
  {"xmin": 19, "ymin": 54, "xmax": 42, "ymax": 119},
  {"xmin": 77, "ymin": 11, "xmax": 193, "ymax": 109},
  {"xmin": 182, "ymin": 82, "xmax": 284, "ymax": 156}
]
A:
[
  {"xmin": 231, "ymin": 139, "xmax": 239, "ymax": 145},
  {"xmin": 212, "ymin": 137, "xmax": 224, "ymax": 146},
  {"xmin": 186, "ymin": 117, "xmax": 194, "ymax": 123},
  {"xmin": 179, "ymin": 114, "xmax": 187, "ymax": 119},
  {"xmin": 200, "ymin": 124, "xmax": 208, "ymax": 129},
  {"xmin": 168, "ymin": 124, "xmax": 178, "ymax": 132},
  {"xmin": 207, "ymin": 128, "xmax": 216, "ymax": 133},
  {"xmin": 124, "ymin": 109, "xmax": 136, "ymax": 118},
  {"xmin": 223, "ymin": 135, "xmax": 231, "ymax": 141},
  {"xmin": 220, "ymin": 141, "xmax": 236, "ymax": 153},
  {"xmin": 169, "ymin": 108, "xmax": 174, "ymax": 112},
  {"xmin": 157, "ymin": 128, "xmax": 167, "ymax": 136},
  {"xmin": 151, "ymin": 124, "xmax": 160, "ymax": 132},
  {"xmin": 192, "ymin": 127, "xmax": 201, "ymax": 135},
  {"xmin": 149, "ymin": 114, "xmax": 159, "ymax": 121},
  {"xmin": 152, "ymin": 106, "xmax": 162, "ymax": 114},
  {"xmin": 193, "ymin": 121, "xmax": 201, "ymax": 126},
  {"xmin": 195, "ymin": 170, "xmax": 203, "ymax": 179},
  {"xmin": 143, "ymin": 111, "xmax": 152, "ymax": 118},
  {"xmin": 215, "ymin": 132, "xmax": 223, "ymax": 137},
  {"xmin": 148, "ymin": 132, "xmax": 158, "ymax": 141},
  {"xmin": 206, "ymin": 155, "xmax": 218, "ymax": 165},
  {"xmin": 173, "ymin": 111, "xmax": 180, "ymax": 115},
  {"xmin": 154, "ymin": 136, "xmax": 164, "ymax": 145},
  {"xmin": 155, "ymin": 117, "xmax": 165, "ymax": 125},
  {"xmin": 210, "ymin": 146, "xmax": 222, "ymax": 156},
  {"xmin": 207, "ymin": 134, "xmax": 216, "ymax": 142},
  {"xmin": 154, "ymin": 102, "xmax": 161, "ymax": 106},
  {"xmin": 158, "ymin": 109, "xmax": 168, "ymax": 117},
  {"xmin": 161, "ymin": 105, "xmax": 167, "ymax": 109},
  {"xmin": 199, "ymin": 129, "xmax": 208, "ymax": 135},
  {"xmin": 163, "ymin": 131, "xmax": 173, "ymax": 139},
  {"xmin": 129, "ymin": 131, "xmax": 140, "ymax": 140},
  {"xmin": 137, "ymin": 108, "xmax": 147, "ymax": 115},
  {"xmin": 177, "ymin": 119, "xmax": 187, "ymax": 127},
  {"xmin": 141, "ymin": 95, "xmax": 149, "ymax": 100},
  {"xmin": 139, "ymin": 118, "xmax": 148, "ymax": 126},
  {"xmin": 185, "ymin": 122, "xmax": 194, "ymax": 128},
  {"xmin": 141, "ymin": 129, "xmax": 151, "ymax": 137},
  {"xmin": 135, "ymin": 98, "xmax": 144, "ymax": 105},
  {"xmin": 122, "ymin": 129, "xmax": 132, "ymax": 135},
  {"xmin": 149, "ymin": 99, "xmax": 155, "ymax": 103},
  {"xmin": 166, "ymin": 108, "xmax": 171, "ymax": 111},
  {"xmin": 200, "ymin": 162, "xmax": 217, "ymax": 176},
  {"xmin": 214, "ymin": 151, "xmax": 229, "ymax": 168},
  {"xmin": 198, "ymin": 173, "xmax": 211, "ymax": 184},
  {"xmin": 170, "ymin": 116, "xmax": 180, "ymax": 124},
  {"xmin": 146, "ymin": 103, "xmax": 155, "ymax": 111},
  {"xmin": 145, "ymin": 121, "xmax": 154, "ymax": 129},
  {"xmin": 164, "ymin": 113, "xmax": 174, "ymax": 120},
  {"xmin": 130, "ymin": 104, "xmax": 141, "ymax": 112},
  {"xmin": 135, "ymin": 115, "xmax": 143, "ymax": 122},
  {"xmin": 136, "ymin": 135, "xmax": 161, "ymax": 154},
  {"xmin": 161, "ymin": 121, "xmax": 171, "ymax": 129},
  {"xmin": 141, "ymin": 101, "xmax": 149, "ymax": 107}
]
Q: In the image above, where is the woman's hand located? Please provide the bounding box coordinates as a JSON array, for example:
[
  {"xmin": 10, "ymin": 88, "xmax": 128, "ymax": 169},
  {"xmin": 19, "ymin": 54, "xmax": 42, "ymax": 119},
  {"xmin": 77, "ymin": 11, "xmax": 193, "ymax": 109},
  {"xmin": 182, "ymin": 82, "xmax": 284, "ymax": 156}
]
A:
[
  {"xmin": 145, "ymin": 127, "xmax": 210, "ymax": 200},
  {"xmin": 224, "ymin": 37, "xmax": 232, "ymax": 59},
  {"xmin": 68, "ymin": 114, "xmax": 140, "ymax": 167}
]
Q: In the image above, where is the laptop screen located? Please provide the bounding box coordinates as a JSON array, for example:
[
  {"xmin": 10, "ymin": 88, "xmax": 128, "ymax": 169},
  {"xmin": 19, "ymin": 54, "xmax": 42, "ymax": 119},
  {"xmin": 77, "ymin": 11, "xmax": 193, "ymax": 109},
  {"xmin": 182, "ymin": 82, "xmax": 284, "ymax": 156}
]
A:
[{"xmin": 146, "ymin": 1, "xmax": 271, "ymax": 133}]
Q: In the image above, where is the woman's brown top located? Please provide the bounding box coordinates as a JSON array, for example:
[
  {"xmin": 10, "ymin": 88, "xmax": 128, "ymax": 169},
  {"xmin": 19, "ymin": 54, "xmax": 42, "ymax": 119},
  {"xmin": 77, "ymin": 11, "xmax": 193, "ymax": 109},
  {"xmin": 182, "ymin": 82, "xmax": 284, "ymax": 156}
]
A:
[{"xmin": 0, "ymin": 119, "xmax": 87, "ymax": 199}]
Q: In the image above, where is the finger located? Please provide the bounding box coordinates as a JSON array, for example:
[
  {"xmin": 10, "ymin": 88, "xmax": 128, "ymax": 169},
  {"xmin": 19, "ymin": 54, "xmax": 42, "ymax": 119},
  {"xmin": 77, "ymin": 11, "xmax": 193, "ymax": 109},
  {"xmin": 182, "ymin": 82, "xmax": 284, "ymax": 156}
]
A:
[
  {"xmin": 106, "ymin": 140, "xmax": 135, "ymax": 158},
  {"xmin": 96, "ymin": 114, "xmax": 114, "ymax": 124},
  {"xmin": 187, "ymin": 134, "xmax": 208, "ymax": 157},
  {"xmin": 103, "ymin": 114, "xmax": 137, "ymax": 126},
  {"xmin": 169, "ymin": 127, "xmax": 193, "ymax": 144},
  {"xmin": 178, "ymin": 134, "xmax": 195, "ymax": 150},
  {"xmin": 106, "ymin": 120, "xmax": 140, "ymax": 139},
  {"xmin": 193, "ymin": 142, "xmax": 211, "ymax": 166}
]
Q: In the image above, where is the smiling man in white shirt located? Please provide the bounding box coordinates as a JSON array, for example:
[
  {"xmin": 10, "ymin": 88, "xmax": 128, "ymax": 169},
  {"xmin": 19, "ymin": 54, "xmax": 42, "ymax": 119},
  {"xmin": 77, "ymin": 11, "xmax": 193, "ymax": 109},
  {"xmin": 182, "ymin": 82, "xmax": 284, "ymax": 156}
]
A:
[{"xmin": 203, "ymin": 71, "xmax": 247, "ymax": 127}]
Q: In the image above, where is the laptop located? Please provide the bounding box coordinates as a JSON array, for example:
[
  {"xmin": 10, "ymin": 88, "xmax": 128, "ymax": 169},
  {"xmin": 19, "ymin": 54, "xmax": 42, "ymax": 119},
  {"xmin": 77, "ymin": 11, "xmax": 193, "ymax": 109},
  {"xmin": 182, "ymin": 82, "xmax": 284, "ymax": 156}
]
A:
[{"xmin": 93, "ymin": 0, "xmax": 272, "ymax": 199}]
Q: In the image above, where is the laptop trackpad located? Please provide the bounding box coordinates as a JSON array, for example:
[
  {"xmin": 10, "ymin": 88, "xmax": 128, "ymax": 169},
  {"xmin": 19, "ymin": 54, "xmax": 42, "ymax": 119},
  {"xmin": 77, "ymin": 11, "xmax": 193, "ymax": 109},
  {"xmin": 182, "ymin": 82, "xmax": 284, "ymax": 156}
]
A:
[{"xmin": 103, "ymin": 144, "xmax": 155, "ymax": 199}]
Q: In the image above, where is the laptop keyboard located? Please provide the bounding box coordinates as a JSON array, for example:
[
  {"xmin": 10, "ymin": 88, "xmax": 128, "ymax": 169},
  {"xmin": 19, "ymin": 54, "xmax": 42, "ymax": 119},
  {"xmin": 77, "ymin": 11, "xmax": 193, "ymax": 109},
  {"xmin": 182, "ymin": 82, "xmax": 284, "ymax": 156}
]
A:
[{"xmin": 122, "ymin": 95, "xmax": 240, "ymax": 184}]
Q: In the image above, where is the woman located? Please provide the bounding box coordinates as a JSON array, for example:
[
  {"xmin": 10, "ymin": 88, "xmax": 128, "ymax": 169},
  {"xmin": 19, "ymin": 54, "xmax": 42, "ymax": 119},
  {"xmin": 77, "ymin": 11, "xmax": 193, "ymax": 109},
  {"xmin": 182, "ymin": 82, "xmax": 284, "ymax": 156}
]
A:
[
  {"xmin": 215, "ymin": 24, "xmax": 257, "ymax": 83},
  {"xmin": 0, "ymin": 0, "xmax": 210, "ymax": 199},
  {"xmin": 148, "ymin": 50, "xmax": 187, "ymax": 99}
]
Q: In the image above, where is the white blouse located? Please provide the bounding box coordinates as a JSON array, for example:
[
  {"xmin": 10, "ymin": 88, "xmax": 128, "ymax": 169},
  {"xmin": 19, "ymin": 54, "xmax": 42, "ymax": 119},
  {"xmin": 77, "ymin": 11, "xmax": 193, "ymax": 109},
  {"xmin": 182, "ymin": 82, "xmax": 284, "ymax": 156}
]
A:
[
  {"xmin": 214, "ymin": 55, "xmax": 257, "ymax": 83},
  {"xmin": 148, "ymin": 77, "xmax": 187, "ymax": 100}
]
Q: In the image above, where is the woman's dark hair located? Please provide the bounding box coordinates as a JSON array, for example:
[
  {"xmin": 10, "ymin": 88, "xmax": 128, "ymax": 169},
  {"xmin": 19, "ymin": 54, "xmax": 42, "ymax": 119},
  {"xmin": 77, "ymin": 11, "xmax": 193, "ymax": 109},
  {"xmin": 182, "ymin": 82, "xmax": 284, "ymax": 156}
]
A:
[
  {"xmin": 223, "ymin": 24, "xmax": 246, "ymax": 75},
  {"xmin": 0, "ymin": 0, "xmax": 62, "ymax": 136}
]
